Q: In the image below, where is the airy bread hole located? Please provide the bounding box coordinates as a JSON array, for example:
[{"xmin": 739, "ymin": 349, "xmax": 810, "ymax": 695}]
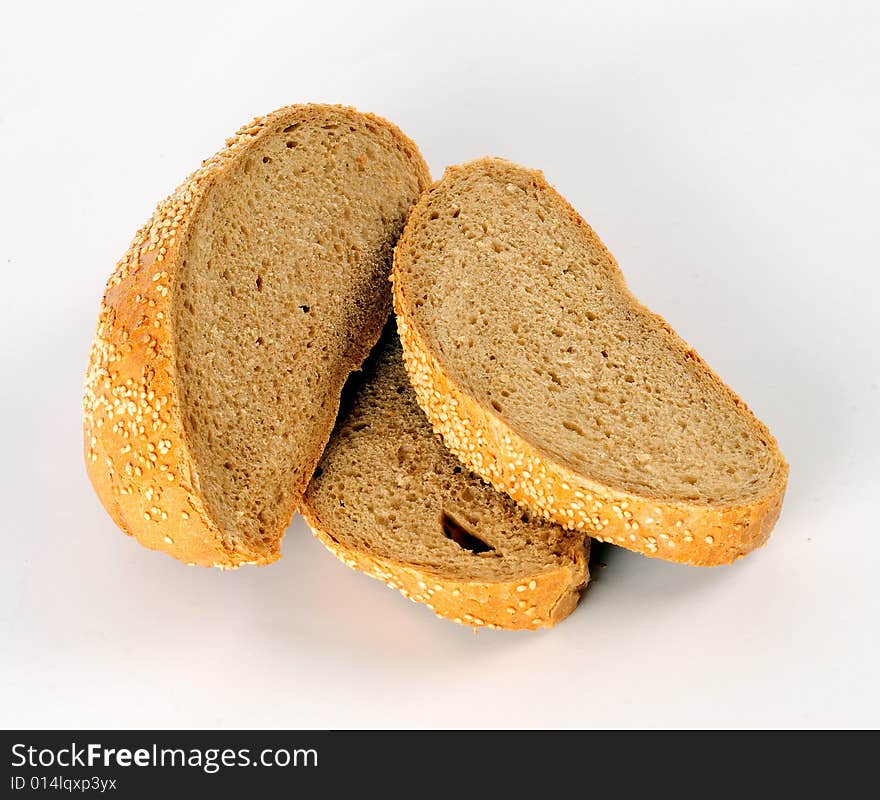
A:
[
  {"xmin": 562, "ymin": 420, "xmax": 586, "ymax": 437},
  {"xmin": 440, "ymin": 511, "xmax": 495, "ymax": 554}
]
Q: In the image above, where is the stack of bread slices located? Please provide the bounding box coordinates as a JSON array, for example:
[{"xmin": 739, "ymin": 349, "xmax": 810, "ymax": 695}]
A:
[{"xmin": 84, "ymin": 104, "xmax": 788, "ymax": 630}]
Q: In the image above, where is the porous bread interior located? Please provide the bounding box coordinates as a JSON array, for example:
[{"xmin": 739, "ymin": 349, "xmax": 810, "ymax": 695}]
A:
[
  {"xmin": 398, "ymin": 159, "xmax": 782, "ymax": 506},
  {"xmin": 303, "ymin": 332, "xmax": 582, "ymax": 582},
  {"xmin": 175, "ymin": 109, "xmax": 423, "ymax": 551}
]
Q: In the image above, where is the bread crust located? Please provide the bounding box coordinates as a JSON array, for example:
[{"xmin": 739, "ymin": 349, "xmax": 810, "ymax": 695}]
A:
[
  {"xmin": 83, "ymin": 105, "xmax": 430, "ymax": 567},
  {"xmin": 393, "ymin": 159, "xmax": 788, "ymax": 567},
  {"xmin": 301, "ymin": 505, "xmax": 589, "ymax": 630}
]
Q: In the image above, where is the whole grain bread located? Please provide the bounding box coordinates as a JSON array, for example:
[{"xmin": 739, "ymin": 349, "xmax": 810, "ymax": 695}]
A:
[
  {"xmin": 301, "ymin": 330, "xmax": 589, "ymax": 629},
  {"xmin": 393, "ymin": 158, "xmax": 788, "ymax": 566},
  {"xmin": 83, "ymin": 104, "xmax": 430, "ymax": 567}
]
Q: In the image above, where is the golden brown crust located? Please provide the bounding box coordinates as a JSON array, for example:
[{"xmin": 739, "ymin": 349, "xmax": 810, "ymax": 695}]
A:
[
  {"xmin": 392, "ymin": 158, "xmax": 788, "ymax": 567},
  {"xmin": 301, "ymin": 505, "xmax": 589, "ymax": 630},
  {"xmin": 83, "ymin": 105, "xmax": 431, "ymax": 568}
]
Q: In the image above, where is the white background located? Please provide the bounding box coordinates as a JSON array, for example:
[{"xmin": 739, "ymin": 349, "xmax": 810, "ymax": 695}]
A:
[{"xmin": 1, "ymin": 0, "xmax": 878, "ymax": 729}]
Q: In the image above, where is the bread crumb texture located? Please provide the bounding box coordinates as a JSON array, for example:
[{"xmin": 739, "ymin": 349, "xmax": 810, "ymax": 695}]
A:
[
  {"xmin": 302, "ymin": 332, "xmax": 588, "ymax": 629},
  {"xmin": 83, "ymin": 105, "xmax": 429, "ymax": 567},
  {"xmin": 393, "ymin": 158, "xmax": 788, "ymax": 566}
]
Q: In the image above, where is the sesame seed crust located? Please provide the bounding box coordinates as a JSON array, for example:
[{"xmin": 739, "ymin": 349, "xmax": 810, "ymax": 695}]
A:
[
  {"xmin": 392, "ymin": 160, "xmax": 788, "ymax": 567},
  {"xmin": 83, "ymin": 104, "xmax": 431, "ymax": 568},
  {"xmin": 301, "ymin": 506, "xmax": 588, "ymax": 630}
]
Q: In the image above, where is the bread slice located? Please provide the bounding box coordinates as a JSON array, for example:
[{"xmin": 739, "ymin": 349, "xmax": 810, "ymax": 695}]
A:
[
  {"xmin": 83, "ymin": 104, "xmax": 430, "ymax": 567},
  {"xmin": 393, "ymin": 158, "xmax": 788, "ymax": 566},
  {"xmin": 300, "ymin": 330, "xmax": 589, "ymax": 629}
]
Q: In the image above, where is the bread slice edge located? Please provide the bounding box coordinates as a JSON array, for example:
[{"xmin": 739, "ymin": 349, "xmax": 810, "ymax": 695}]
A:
[{"xmin": 301, "ymin": 503, "xmax": 589, "ymax": 630}]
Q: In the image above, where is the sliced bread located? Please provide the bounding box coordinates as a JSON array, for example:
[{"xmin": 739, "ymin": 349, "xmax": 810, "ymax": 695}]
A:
[
  {"xmin": 301, "ymin": 330, "xmax": 589, "ymax": 629},
  {"xmin": 393, "ymin": 158, "xmax": 788, "ymax": 566},
  {"xmin": 83, "ymin": 104, "xmax": 430, "ymax": 567}
]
